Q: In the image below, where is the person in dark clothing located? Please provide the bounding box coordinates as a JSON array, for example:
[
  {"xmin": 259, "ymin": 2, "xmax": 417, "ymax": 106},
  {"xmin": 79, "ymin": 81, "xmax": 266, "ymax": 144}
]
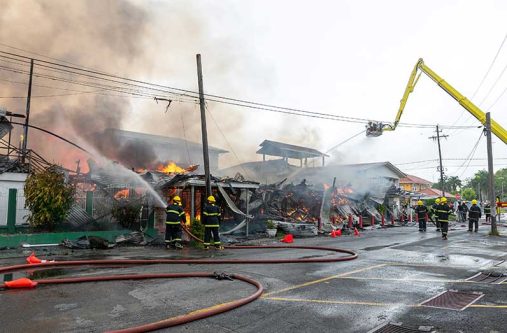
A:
[
  {"xmin": 484, "ymin": 202, "xmax": 492, "ymax": 223},
  {"xmin": 468, "ymin": 199, "xmax": 482, "ymax": 232},
  {"xmin": 460, "ymin": 201, "xmax": 469, "ymax": 223},
  {"xmin": 436, "ymin": 197, "xmax": 454, "ymax": 240},
  {"xmin": 202, "ymin": 195, "xmax": 223, "ymax": 250},
  {"xmin": 431, "ymin": 198, "xmax": 441, "ymax": 231},
  {"xmin": 165, "ymin": 195, "xmax": 186, "ymax": 249},
  {"xmin": 457, "ymin": 201, "xmax": 463, "ymax": 222},
  {"xmin": 415, "ymin": 200, "xmax": 428, "ymax": 232}
]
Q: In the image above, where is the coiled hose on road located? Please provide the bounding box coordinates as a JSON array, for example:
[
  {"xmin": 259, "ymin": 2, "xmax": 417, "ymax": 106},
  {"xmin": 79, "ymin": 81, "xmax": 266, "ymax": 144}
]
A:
[{"xmin": 0, "ymin": 228, "xmax": 358, "ymax": 333}]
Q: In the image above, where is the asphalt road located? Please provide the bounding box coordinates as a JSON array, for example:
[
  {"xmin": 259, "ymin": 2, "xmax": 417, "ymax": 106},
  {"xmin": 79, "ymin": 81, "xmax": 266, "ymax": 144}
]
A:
[{"xmin": 1, "ymin": 221, "xmax": 507, "ymax": 333}]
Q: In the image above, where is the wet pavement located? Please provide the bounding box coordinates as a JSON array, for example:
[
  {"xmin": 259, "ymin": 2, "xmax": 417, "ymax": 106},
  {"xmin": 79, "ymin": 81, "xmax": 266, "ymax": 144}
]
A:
[{"xmin": 1, "ymin": 221, "xmax": 507, "ymax": 332}]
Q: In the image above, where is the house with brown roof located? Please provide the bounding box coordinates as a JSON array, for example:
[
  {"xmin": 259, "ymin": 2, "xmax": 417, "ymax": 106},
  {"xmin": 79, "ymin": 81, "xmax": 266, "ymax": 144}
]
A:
[{"xmin": 400, "ymin": 175, "xmax": 432, "ymax": 192}]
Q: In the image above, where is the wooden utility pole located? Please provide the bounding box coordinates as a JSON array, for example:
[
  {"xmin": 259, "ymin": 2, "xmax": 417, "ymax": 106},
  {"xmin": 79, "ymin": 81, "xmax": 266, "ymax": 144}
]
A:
[
  {"xmin": 196, "ymin": 54, "xmax": 211, "ymax": 196},
  {"xmin": 22, "ymin": 59, "xmax": 34, "ymax": 164},
  {"xmin": 486, "ymin": 112, "xmax": 498, "ymax": 235},
  {"xmin": 429, "ymin": 125, "xmax": 448, "ymax": 196}
]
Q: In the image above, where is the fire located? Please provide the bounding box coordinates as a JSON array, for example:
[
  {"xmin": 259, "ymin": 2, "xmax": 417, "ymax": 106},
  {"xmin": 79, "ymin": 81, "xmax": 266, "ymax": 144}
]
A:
[
  {"xmin": 114, "ymin": 189, "xmax": 129, "ymax": 199},
  {"xmin": 156, "ymin": 162, "xmax": 186, "ymax": 174}
]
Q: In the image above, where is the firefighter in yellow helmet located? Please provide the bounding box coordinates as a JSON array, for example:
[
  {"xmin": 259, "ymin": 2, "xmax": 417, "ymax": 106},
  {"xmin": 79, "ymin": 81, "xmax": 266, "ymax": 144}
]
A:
[
  {"xmin": 468, "ymin": 199, "xmax": 482, "ymax": 232},
  {"xmin": 202, "ymin": 195, "xmax": 223, "ymax": 250},
  {"xmin": 436, "ymin": 197, "xmax": 454, "ymax": 240},
  {"xmin": 414, "ymin": 200, "xmax": 428, "ymax": 232},
  {"xmin": 165, "ymin": 195, "xmax": 185, "ymax": 249},
  {"xmin": 430, "ymin": 198, "xmax": 441, "ymax": 231}
]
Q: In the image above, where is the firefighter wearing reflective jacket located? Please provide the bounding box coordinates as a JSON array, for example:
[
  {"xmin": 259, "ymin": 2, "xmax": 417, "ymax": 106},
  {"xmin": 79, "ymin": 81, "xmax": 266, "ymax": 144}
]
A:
[
  {"xmin": 468, "ymin": 199, "xmax": 482, "ymax": 232},
  {"xmin": 415, "ymin": 200, "xmax": 428, "ymax": 232},
  {"xmin": 203, "ymin": 195, "xmax": 223, "ymax": 250},
  {"xmin": 436, "ymin": 197, "xmax": 454, "ymax": 240},
  {"xmin": 431, "ymin": 198, "xmax": 441, "ymax": 231},
  {"xmin": 165, "ymin": 196, "xmax": 185, "ymax": 249}
]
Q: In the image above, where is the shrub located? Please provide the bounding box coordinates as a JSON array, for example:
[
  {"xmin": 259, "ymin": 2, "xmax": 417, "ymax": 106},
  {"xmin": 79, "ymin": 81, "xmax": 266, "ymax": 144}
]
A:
[
  {"xmin": 111, "ymin": 199, "xmax": 142, "ymax": 230},
  {"xmin": 24, "ymin": 167, "xmax": 75, "ymax": 231},
  {"xmin": 190, "ymin": 219, "xmax": 205, "ymax": 248}
]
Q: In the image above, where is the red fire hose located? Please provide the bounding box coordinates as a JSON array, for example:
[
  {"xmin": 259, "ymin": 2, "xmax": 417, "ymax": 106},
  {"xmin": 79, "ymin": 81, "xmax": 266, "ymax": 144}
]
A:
[{"xmin": 0, "ymin": 228, "xmax": 357, "ymax": 332}]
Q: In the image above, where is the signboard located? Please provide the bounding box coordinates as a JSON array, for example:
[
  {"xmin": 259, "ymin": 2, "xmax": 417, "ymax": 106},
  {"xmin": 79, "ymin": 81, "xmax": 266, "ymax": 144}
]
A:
[{"xmin": 496, "ymin": 201, "xmax": 507, "ymax": 208}]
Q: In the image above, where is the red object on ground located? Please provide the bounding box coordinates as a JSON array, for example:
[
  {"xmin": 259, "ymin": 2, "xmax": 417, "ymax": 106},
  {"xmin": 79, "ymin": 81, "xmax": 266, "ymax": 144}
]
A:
[
  {"xmin": 348, "ymin": 215, "xmax": 353, "ymax": 228},
  {"xmin": 354, "ymin": 228, "xmax": 360, "ymax": 237},
  {"xmin": 391, "ymin": 214, "xmax": 395, "ymax": 225},
  {"xmin": 336, "ymin": 229, "xmax": 342, "ymax": 237},
  {"xmin": 371, "ymin": 215, "xmax": 375, "ymax": 226},
  {"xmin": 381, "ymin": 214, "xmax": 385, "ymax": 226},
  {"xmin": 26, "ymin": 252, "xmax": 42, "ymax": 264},
  {"xmin": 4, "ymin": 277, "xmax": 38, "ymax": 289},
  {"xmin": 359, "ymin": 215, "xmax": 363, "ymax": 228},
  {"xmin": 280, "ymin": 234, "xmax": 294, "ymax": 243},
  {"xmin": 330, "ymin": 230, "xmax": 336, "ymax": 238}
]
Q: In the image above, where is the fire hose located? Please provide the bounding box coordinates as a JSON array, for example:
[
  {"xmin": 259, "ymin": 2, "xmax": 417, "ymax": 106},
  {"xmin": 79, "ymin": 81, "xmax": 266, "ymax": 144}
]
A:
[{"xmin": 0, "ymin": 227, "xmax": 358, "ymax": 332}]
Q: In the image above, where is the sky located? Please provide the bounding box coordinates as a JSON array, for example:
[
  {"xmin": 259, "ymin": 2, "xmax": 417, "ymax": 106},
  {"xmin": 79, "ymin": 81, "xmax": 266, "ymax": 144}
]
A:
[{"xmin": 0, "ymin": 0, "xmax": 507, "ymax": 184}]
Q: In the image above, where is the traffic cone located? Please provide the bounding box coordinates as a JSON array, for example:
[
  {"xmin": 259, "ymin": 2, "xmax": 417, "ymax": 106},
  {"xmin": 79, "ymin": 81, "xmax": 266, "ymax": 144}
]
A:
[
  {"xmin": 354, "ymin": 228, "xmax": 360, "ymax": 237},
  {"xmin": 329, "ymin": 230, "xmax": 336, "ymax": 238},
  {"xmin": 4, "ymin": 277, "xmax": 38, "ymax": 289},
  {"xmin": 281, "ymin": 234, "xmax": 294, "ymax": 243},
  {"xmin": 26, "ymin": 252, "xmax": 53, "ymax": 264},
  {"xmin": 336, "ymin": 229, "xmax": 342, "ymax": 237}
]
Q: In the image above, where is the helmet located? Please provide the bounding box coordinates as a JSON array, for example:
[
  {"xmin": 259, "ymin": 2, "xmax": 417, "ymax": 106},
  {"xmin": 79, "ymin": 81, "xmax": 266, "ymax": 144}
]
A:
[
  {"xmin": 417, "ymin": 200, "xmax": 423, "ymax": 206},
  {"xmin": 435, "ymin": 198, "xmax": 441, "ymax": 204},
  {"xmin": 441, "ymin": 197, "xmax": 447, "ymax": 203},
  {"xmin": 207, "ymin": 195, "xmax": 216, "ymax": 203},
  {"xmin": 472, "ymin": 199, "xmax": 477, "ymax": 205},
  {"xmin": 173, "ymin": 195, "xmax": 181, "ymax": 202}
]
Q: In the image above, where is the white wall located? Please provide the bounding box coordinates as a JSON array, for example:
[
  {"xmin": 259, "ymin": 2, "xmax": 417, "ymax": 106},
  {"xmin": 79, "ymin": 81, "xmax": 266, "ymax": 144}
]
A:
[{"xmin": 0, "ymin": 173, "xmax": 29, "ymax": 226}]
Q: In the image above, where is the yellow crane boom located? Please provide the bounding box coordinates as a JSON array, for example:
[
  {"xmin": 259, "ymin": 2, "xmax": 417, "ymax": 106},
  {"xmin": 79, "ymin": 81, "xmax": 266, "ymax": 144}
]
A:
[{"xmin": 366, "ymin": 58, "xmax": 507, "ymax": 144}]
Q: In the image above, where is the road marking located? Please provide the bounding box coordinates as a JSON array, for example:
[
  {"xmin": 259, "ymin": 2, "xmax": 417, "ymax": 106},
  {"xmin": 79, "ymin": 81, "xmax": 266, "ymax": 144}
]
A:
[
  {"xmin": 262, "ymin": 264, "xmax": 387, "ymax": 297},
  {"xmin": 264, "ymin": 297, "xmax": 507, "ymax": 309},
  {"xmin": 336, "ymin": 276, "xmax": 477, "ymax": 284}
]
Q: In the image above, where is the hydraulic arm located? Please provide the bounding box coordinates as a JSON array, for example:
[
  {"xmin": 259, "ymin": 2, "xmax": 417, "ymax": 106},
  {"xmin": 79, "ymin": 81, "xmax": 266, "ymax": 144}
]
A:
[{"xmin": 366, "ymin": 58, "xmax": 507, "ymax": 144}]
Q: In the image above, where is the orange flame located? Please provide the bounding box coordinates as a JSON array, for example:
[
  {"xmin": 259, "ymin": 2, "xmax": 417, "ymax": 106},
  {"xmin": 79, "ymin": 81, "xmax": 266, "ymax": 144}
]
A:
[
  {"xmin": 156, "ymin": 162, "xmax": 186, "ymax": 174},
  {"xmin": 114, "ymin": 189, "xmax": 129, "ymax": 199}
]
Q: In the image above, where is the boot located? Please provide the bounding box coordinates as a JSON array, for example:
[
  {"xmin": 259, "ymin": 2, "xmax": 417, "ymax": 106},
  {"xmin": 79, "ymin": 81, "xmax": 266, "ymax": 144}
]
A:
[{"xmin": 174, "ymin": 242, "xmax": 183, "ymax": 249}]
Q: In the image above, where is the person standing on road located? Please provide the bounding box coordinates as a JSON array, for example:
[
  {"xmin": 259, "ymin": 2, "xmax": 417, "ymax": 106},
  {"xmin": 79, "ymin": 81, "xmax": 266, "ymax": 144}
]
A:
[
  {"xmin": 415, "ymin": 200, "xmax": 428, "ymax": 232},
  {"xmin": 460, "ymin": 201, "xmax": 469, "ymax": 223},
  {"xmin": 203, "ymin": 195, "xmax": 223, "ymax": 250},
  {"xmin": 457, "ymin": 201, "xmax": 463, "ymax": 222},
  {"xmin": 436, "ymin": 197, "xmax": 454, "ymax": 240},
  {"xmin": 484, "ymin": 201, "xmax": 492, "ymax": 223},
  {"xmin": 431, "ymin": 198, "xmax": 441, "ymax": 232},
  {"xmin": 468, "ymin": 199, "xmax": 482, "ymax": 232},
  {"xmin": 165, "ymin": 195, "xmax": 186, "ymax": 249}
]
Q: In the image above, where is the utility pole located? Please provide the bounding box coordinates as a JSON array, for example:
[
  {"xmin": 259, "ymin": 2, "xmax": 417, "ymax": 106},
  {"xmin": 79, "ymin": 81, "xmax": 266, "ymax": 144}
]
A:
[
  {"xmin": 429, "ymin": 125, "xmax": 448, "ymax": 196},
  {"xmin": 485, "ymin": 112, "xmax": 498, "ymax": 235},
  {"xmin": 196, "ymin": 54, "xmax": 211, "ymax": 196},
  {"xmin": 22, "ymin": 59, "xmax": 34, "ymax": 164}
]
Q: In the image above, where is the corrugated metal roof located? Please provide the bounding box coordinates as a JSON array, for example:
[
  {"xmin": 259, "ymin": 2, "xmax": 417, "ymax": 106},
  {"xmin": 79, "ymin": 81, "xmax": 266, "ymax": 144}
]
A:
[{"xmin": 256, "ymin": 140, "xmax": 328, "ymax": 159}]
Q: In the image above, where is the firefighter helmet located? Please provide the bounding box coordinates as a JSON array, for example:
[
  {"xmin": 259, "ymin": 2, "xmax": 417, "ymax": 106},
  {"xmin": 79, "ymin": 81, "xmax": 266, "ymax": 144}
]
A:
[
  {"xmin": 417, "ymin": 200, "xmax": 423, "ymax": 206},
  {"xmin": 207, "ymin": 195, "xmax": 216, "ymax": 203},
  {"xmin": 435, "ymin": 198, "xmax": 441, "ymax": 204},
  {"xmin": 173, "ymin": 195, "xmax": 181, "ymax": 202},
  {"xmin": 472, "ymin": 199, "xmax": 477, "ymax": 205},
  {"xmin": 441, "ymin": 197, "xmax": 447, "ymax": 203}
]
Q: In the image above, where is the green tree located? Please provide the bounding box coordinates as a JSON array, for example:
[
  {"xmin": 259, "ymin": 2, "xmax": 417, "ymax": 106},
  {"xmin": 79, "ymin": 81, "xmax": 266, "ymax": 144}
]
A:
[
  {"xmin": 24, "ymin": 167, "xmax": 75, "ymax": 231},
  {"xmin": 461, "ymin": 188, "xmax": 476, "ymax": 201},
  {"xmin": 432, "ymin": 175, "xmax": 462, "ymax": 193},
  {"xmin": 464, "ymin": 170, "xmax": 489, "ymax": 200}
]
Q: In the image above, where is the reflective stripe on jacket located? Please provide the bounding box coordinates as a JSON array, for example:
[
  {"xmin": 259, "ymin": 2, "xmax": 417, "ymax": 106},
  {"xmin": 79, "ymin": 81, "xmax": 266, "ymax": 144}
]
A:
[
  {"xmin": 203, "ymin": 204, "xmax": 221, "ymax": 227},
  {"xmin": 166, "ymin": 203, "xmax": 185, "ymax": 224}
]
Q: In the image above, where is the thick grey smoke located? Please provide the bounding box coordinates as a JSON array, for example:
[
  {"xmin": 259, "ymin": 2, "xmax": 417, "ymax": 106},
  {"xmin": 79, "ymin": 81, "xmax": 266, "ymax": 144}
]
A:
[{"xmin": 0, "ymin": 0, "xmax": 315, "ymax": 172}]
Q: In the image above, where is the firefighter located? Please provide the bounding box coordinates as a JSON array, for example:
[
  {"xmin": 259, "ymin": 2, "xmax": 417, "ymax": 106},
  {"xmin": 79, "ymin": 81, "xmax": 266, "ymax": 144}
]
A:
[
  {"xmin": 484, "ymin": 201, "xmax": 492, "ymax": 223},
  {"xmin": 415, "ymin": 200, "xmax": 428, "ymax": 232},
  {"xmin": 165, "ymin": 195, "xmax": 185, "ymax": 249},
  {"xmin": 436, "ymin": 197, "xmax": 454, "ymax": 240},
  {"xmin": 203, "ymin": 195, "xmax": 223, "ymax": 250},
  {"xmin": 468, "ymin": 199, "xmax": 482, "ymax": 232},
  {"xmin": 431, "ymin": 198, "xmax": 441, "ymax": 231}
]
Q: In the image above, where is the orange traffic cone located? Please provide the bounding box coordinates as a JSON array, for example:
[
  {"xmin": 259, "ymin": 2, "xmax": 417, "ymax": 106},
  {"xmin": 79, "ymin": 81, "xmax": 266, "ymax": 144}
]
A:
[
  {"xmin": 4, "ymin": 277, "xmax": 38, "ymax": 289},
  {"xmin": 336, "ymin": 229, "xmax": 342, "ymax": 237},
  {"xmin": 329, "ymin": 230, "xmax": 337, "ymax": 238},
  {"xmin": 354, "ymin": 228, "xmax": 360, "ymax": 237},
  {"xmin": 26, "ymin": 252, "xmax": 53, "ymax": 264},
  {"xmin": 281, "ymin": 234, "xmax": 294, "ymax": 243}
]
